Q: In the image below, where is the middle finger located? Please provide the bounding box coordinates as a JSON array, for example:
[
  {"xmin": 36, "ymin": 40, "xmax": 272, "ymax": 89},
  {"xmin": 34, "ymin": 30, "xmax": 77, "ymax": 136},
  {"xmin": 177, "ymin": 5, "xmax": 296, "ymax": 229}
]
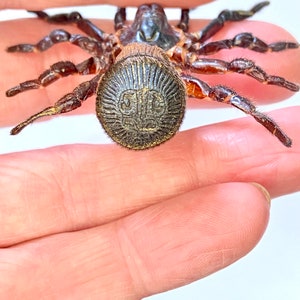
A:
[{"xmin": 0, "ymin": 107, "xmax": 299, "ymax": 247}]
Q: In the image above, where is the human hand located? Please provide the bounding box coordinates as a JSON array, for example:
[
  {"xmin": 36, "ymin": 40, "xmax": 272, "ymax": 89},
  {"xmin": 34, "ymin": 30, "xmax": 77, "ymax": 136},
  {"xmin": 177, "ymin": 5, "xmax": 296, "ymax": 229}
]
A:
[{"xmin": 0, "ymin": 0, "xmax": 299, "ymax": 299}]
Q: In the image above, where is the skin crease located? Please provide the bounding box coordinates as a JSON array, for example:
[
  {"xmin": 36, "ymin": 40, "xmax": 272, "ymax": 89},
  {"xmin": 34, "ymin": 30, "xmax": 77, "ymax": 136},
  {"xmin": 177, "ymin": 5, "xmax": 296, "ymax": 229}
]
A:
[{"xmin": 0, "ymin": 0, "xmax": 299, "ymax": 299}]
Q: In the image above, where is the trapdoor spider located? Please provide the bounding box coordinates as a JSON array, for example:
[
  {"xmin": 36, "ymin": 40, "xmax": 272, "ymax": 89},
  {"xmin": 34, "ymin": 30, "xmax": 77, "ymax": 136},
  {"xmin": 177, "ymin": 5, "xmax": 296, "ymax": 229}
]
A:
[{"xmin": 5, "ymin": 1, "xmax": 299, "ymax": 149}]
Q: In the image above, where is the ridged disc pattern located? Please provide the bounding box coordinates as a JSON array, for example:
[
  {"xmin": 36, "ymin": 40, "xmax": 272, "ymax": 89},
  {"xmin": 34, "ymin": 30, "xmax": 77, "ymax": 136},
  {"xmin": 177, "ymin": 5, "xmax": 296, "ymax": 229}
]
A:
[{"xmin": 96, "ymin": 47, "xmax": 186, "ymax": 149}]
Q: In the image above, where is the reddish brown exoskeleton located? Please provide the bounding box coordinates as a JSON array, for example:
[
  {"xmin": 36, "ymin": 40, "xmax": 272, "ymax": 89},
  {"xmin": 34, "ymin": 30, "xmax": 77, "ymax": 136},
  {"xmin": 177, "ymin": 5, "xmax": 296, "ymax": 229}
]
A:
[{"xmin": 6, "ymin": 2, "xmax": 299, "ymax": 149}]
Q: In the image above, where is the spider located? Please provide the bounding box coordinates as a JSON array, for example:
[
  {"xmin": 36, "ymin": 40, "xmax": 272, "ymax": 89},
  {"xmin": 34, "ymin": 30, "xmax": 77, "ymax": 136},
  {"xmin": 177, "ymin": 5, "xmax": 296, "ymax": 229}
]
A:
[{"xmin": 5, "ymin": 1, "xmax": 299, "ymax": 150}]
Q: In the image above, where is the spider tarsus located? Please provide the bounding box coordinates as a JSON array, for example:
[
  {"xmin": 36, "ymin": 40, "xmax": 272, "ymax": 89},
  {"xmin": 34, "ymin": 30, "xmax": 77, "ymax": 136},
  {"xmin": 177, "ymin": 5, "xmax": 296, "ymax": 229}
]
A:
[
  {"xmin": 267, "ymin": 76, "xmax": 300, "ymax": 92},
  {"xmin": 253, "ymin": 112, "xmax": 292, "ymax": 147},
  {"xmin": 28, "ymin": 10, "xmax": 49, "ymax": 19},
  {"xmin": 282, "ymin": 136, "xmax": 292, "ymax": 148},
  {"xmin": 9, "ymin": 113, "xmax": 42, "ymax": 135},
  {"xmin": 6, "ymin": 88, "xmax": 19, "ymax": 97},
  {"xmin": 10, "ymin": 106, "xmax": 58, "ymax": 135},
  {"xmin": 28, "ymin": 10, "xmax": 83, "ymax": 23},
  {"xmin": 251, "ymin": 1, "xmax": 270, "ymax": 14},
  {"xmin": 7, "ymin": 44, "xmax": 35, "ymax": 53},
  {"xmin": 10, "ymin": 124, "xmax": 24, "ymax": 135},
  {"xmin": 6, "ymin": 80, "xmax": 40, "ymax": 97},
  {"xmin": 269, "ymin": 42, "xmax": 299, "ymax": 52}
]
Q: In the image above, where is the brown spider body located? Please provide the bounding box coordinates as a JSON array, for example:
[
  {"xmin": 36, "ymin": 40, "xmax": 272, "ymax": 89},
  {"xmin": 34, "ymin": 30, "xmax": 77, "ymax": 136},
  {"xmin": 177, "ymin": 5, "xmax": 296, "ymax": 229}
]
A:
[
  {"xmin": 97, "ymin": 43, "xmax": 186, "ymax": 149},
  {"xmin": 5, "ymin": 2, "xmax": 299, "ymax": 149}
]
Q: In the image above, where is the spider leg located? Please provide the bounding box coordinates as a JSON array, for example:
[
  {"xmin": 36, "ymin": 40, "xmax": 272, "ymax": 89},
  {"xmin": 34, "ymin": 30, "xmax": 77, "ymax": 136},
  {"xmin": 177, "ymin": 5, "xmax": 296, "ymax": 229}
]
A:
[
  {"xmin": 170, "ymin": 49, "xmax": 299, "ymax": 91},
  {"xmin": 114, "ymin": 7, "xmax": 126, "ymax": 30},
  {"xmin": 7, "ymin": 29, "xmax": 109, "ymax": 56},
  {"xmin": 10, "ymin": 74, "xmax": 102, "ymax": 135},
  {"xmin": 191, "ymin": 1, "xmax": 269, "ymax": 43},
  {"xmin": 182, "ymin": 74, "xmax": 292, "ymax": 147},
  {"xmin": 176, "ymin": 9, "xmax": 190, "ymax": 32},
  {"xmin": 6, "ymin": 57, "xmax": 108, "ymax": 97},
  {"xmin": 190, "ymin": 32, "xmax": 299, "ymax": 55},
  {"xmin": 28, "ymin": 10, "xmax": 106, "ymax": 41}
]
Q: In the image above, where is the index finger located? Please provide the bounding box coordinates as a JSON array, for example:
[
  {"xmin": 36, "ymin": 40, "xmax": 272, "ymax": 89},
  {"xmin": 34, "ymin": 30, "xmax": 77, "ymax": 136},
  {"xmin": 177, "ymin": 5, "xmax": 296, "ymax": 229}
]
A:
[{"xmin": 0, "ymin": 0, "xmax": 212, "ymax": 9}]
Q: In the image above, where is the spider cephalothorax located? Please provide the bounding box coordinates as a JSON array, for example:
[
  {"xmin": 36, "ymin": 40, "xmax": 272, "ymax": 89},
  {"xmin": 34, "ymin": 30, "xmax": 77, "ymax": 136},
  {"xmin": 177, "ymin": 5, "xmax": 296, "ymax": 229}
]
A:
[{"xmin": 5, "ymin": 2, "xmax": 299, "ymax": 149}]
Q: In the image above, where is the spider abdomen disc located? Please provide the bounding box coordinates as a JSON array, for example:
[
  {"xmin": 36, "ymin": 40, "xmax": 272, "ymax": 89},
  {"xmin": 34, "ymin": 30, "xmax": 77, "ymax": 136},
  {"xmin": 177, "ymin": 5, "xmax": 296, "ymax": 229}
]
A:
[{"xmin": 96, "ymin": 43, "xmax": 186, "ymax": 150}]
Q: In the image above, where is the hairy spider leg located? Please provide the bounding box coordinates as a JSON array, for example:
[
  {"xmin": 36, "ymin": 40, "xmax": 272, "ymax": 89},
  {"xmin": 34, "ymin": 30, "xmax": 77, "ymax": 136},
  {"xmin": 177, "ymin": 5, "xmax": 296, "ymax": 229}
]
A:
[
  {"xmin": 6, "ymin": 9, "xmax": 114, "ymax": 55},
  {"xmin": 191, "ymin": 1, "xmax": 270, "ymax": 43},
  {"xmin": 7, "ymin": 29, "xmax": 110, "ymax": 56},
  {"xmin": 10, "ymin": 74, "xmax": 102, "ymax": 135},
  {"xmin": 182, "ymin": 75, "xmax": 292, "ymax": 147},
  {"xmin": 169, "ymin": 48, "xmax": 299, "ymax": 92},
  {"xmin": 28, "ymin": 10, "xmax": 106, "ymax": 41},
  {"xmin": 6, "ymin": 57, "xmax": 108, "ymax": 97},
  {"xmin": 192, "ymin": 57, "xmax": 299, "ymax": 92},
  {"xmin": 189, "ymin": 32, "xmax": 299, "ymax": 55}
]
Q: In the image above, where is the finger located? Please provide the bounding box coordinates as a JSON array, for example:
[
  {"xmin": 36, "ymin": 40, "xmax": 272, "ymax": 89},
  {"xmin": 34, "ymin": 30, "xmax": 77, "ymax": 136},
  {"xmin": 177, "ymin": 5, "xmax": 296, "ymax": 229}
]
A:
[
  {"xmin": 1, "ymin": 183, "xmax": 270, "ymax": 298},
  {"xmin": 1, "ymin": 0, "xmax": 212, "ymax": 9},
  {"xmin": 0, "ymin": 17, "xmax": 299, "ymax": 126},
  {"xmin": 0, "ymin": 106, "xmax": 298, "ymax": 246}
]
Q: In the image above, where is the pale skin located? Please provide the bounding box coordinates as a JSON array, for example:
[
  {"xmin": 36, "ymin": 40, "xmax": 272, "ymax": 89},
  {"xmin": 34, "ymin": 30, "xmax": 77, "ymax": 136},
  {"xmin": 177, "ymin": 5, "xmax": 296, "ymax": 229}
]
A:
[{"xmin": 0, "ymin": 0, "xmax": 300, "ymax": 298}]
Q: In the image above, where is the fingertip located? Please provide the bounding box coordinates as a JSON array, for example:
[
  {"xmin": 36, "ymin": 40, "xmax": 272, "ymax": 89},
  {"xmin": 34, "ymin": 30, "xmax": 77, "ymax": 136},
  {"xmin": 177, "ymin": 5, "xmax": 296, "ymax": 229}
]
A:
[{"xmin": 121, "ymin": 182, "xmax": 271, "ymax": 296}]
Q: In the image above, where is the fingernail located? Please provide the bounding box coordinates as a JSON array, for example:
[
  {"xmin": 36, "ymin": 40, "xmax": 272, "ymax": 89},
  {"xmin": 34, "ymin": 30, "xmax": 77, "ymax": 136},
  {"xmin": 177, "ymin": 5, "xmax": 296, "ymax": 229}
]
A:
[{"xmin": 251, "ymin": 182, "xmax": 271, "ymax": 205}]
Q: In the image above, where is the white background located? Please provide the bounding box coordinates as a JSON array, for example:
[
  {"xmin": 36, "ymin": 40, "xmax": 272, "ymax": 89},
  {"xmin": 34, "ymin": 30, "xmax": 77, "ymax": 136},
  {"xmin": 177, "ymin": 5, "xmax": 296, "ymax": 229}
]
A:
[{"xmin": 0, "ymin": 0, "xmax": 299, "ymax": 299}]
